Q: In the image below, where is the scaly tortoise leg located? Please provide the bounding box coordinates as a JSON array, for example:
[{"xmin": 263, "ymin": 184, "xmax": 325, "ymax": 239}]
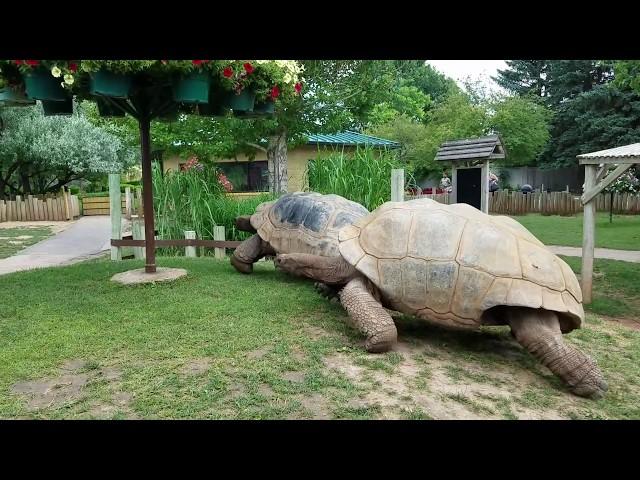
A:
[
  {"xmin": 339, "ymin": 277, "xmax": 398, "ymax": 353},
  {"xmin": 506, "ymin": 307, "xmax": 608, "ymax": 399},
  {"xmin": 231, "ymin": 234, "xmax": 275, "ymax": 274}
]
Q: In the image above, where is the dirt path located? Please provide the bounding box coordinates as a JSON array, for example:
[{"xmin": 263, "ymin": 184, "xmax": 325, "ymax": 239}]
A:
[
  {"xmin": 0, "ymin": 216, "xmax": 111, "ymax": 276},
  {"xmin": 547, "ymin": 245, "xmax": 640, "ymax": 263}
]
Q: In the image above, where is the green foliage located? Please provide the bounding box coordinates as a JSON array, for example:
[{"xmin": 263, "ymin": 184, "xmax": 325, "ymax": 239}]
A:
[
  {"xmin": 488, "ymin": 95, "xmax": 552, "ymax": 166},
  {"xmin": 614, "ymin": 61, "xmax": 640, "ymax": 94},
  {"xmin": 152, "ymin": 163, "xmax": 275, "ymax": 248},
  {"xmin": 493, "ymin": 60, "xmax": 549, "ymax": 98},
  {"xmin": 603, "ymin": 168, "xmax": 639, "ymax": 194},
  {"xmin": 306, "ymin": 146, "xmax": 405, "ymax": 211},
  {"xmin": 0, "ymin": 104, "xmax": 138, "ymax": 196},
  {"xmin": 540, "ymin": 84, "xmax": 640, "ymax": 168}
]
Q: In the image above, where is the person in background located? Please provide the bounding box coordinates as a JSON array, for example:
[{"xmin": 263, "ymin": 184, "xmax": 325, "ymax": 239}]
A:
[
  {"xmin": 440, "ymin": 171, "xmax": 452, "ymax": 193},
  {"xmin": 521, "ymin": 184, "xmax": 533, "ymax": 194},
  {"xmin": 489, "ymin": 172, "xmax": 499, "ymax": 192}
]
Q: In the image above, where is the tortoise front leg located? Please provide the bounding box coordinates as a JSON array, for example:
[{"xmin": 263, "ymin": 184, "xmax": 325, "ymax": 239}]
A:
[
  {"xmin": 339, "ymin": 277, "xmax": 398, "ymax": 353},
  {"xmin": 231, "ymin": 234, "xmax": 275, "ymax": 274},
  {"xmin": 506, "ymin": 307, "xmax": 608, "ymax": 399},
  {"xmin": 274, "ymin": 253, "xmax": 356, "ymax": 284}
]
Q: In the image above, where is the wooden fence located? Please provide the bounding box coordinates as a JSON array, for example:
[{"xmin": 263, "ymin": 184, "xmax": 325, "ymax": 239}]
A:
[
  {"xmin": 405, "ymin": 191, "xmax": 640, "ymax": 216},
  {"xmin": 0, "ymin": 191, "xmax": 80, "ymax": 222},
  {"xmin": 82, "ymin": 188, "xmax": 142, "ymax": 217}
]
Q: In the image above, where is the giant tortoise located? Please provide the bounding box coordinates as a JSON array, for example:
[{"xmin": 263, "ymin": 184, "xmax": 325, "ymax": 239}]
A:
[
  {"xmin": 231, "ymin": 192, "xmax": 369, "ymax": 275},
  {"xmin": 274, "ymin": 198, "xmax": 607, "ymax": 399}
]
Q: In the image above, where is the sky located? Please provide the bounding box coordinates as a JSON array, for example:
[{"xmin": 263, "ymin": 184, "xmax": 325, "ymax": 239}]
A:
[{"xmin": 426, "ymin": 60, "xmax": 508, "ymax": 93}]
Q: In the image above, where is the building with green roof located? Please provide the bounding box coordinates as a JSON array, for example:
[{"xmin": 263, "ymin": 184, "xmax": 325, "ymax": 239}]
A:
[{"xmin": 163, "ymin": 131, "xmax": 401, "ymax": 196}]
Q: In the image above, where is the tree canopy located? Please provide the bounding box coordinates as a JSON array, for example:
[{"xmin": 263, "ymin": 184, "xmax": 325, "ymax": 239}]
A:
[{"xmin": 0, "ymin": 104, "xmax": 137, "ymax": 197}]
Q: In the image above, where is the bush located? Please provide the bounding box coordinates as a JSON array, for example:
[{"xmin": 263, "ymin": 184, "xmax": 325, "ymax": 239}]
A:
[
  {"xmin": 306, "ymin": 145, "xmax": 410, "ymax": 211},
  {"xmin": 152, "ymin": 163, "xmax": 275, "ymax": 255}
]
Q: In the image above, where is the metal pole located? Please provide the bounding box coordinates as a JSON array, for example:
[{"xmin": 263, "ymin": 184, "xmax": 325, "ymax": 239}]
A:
[{"xmin": 139, "ymin": 116, "xmax": 157, "ymax": 273}]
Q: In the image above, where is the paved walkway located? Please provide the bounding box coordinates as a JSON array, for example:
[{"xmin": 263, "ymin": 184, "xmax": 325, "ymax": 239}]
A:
[
  {"xmin": 548, "ymin": 245, "xmax": 640, "ymax": 263},
  {"xmin": 0, "ymin": 216, "xmax": 112, "ymax": 276}
]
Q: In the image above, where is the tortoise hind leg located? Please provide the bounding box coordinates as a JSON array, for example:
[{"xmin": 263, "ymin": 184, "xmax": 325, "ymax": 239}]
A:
[
  {"xmin": 231, "ymin": 234, "xmax": 275, "ymax": 274},
  {"xmin": 505, "ymin": 307, "xmax": 608, "ymax": 399},
  {"xmin": 339, "ymin": 277, "xmax": 397, "ymax": 353}
]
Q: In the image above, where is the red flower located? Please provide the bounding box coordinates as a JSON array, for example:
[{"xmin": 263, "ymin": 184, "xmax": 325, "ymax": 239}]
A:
[
  {"xmin": 69, "ymin": 63, "xmax": 78, "ymax": 73},
  {"xmin": 243, "ymin": 62, "xmax": 254, "ymax": 74},
  {"xmin": 271, "ymin": 85, "xmax": 280, "ymax": 99},
  {"xmin": 24, "ymin": 60, "xmax": 39, "ymax": 67},
  {"xmin": 192, "ymin": 60, "xmax": 204, "ymax": 66},
  {"xmin": 13, "ymin": 60, "xmax": 24, "ymax": 65},
  {"xmin": 295, "ymin": 82, "xmax": 302, "ymax": 93},
  {"xmin": 223, "ymin": 66, "xmax": 234, "ymax": 78}
]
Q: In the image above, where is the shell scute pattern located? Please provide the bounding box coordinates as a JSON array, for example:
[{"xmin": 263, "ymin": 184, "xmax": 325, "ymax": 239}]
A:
[{"xmin": 339, "ymin": 198, "xmax": 584, "ymax": 330}]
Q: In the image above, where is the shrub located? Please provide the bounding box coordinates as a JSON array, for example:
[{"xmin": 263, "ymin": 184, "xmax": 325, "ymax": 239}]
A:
[
  {"xmin": 306, "ymin": 145, "xmax": 410, "ymax": 211},
  {"xmin": 152, "ymin": 163, "xmax": 275, "ymax": 255}
]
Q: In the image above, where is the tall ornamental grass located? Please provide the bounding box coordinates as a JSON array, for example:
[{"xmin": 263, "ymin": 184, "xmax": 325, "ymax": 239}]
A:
[
  {"xmin": 152, "ymin": 163, "xmax": 275, "ymax": 255},
  {"xmin": 306, "ymin": 146, "xmax": 410, "ymax": 211}
]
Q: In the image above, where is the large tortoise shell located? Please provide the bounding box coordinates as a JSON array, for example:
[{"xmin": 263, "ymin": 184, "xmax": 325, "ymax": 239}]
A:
[
  {"xmin": 338, "ymin": 198, "xmax": 584, "ymax": 332},
  {"xmin": 251, "ymin": 192, "xmax": 369, "ymax": 257}
]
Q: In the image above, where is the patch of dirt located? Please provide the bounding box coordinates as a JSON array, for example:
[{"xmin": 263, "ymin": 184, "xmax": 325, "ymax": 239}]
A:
[
  {"xmin": 258, "ymin": 384, "xmax": 275, "ymax": 397},
  {"xmin": 10, "ymin": 359, "xmax": 135, "ymax": 417},
  {"xmin": 11, "ymin": 373, "xmax": 90, "ymax": 411},
  {"xmin": 246, "ymin": 347, "xmax": 270, "ymax": 360},
  {"xmin": 303, "ymin": 326, "xmax": 332, "ymax": 339},
  {"xmin": 322, "ymin": 339, "xmax": 573, "ymax": 420},
  {"xmin": 225, "ymin": 383, "xmax": 247, "ymax": 401},
  {"xmin": 282, "ymin": 371, "xmax": 305, "ymax": 383},
  {"xmin": 598, "ymin": 314, "xmax": 640, "ymax": 331},
  {"xmin": 297, "ymin": 393, "xmax": 331, "ymax": 419},
  {"xmin": 179, "ymin": 358, "xmax": 211, "ymax": 377},
  {"xmin": 290, "ymin": 347, "xmax": 306, "ymax": 363}
]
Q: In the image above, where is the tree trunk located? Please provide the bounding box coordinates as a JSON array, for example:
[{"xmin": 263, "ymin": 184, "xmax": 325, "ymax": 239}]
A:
[{"xmin": 267, "ymin": 129, "xmax": 288, "ymax": 194}]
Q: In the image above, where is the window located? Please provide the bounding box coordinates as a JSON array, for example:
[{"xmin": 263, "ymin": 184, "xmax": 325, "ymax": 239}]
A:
[{"xmin": 216, "ymin": 161, "xmax": 269, "ymax": 192}]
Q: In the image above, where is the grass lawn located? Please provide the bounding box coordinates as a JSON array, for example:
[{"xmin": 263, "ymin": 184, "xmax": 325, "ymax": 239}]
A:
[
  {"xmin": 0, "ymin": 226, "xmax": 53, "ymax": 259},
  {"xmin": 508, "ymin": 213, "xmax": 640, "ymax": 250},
  {"xmin": 0, "ymin": 256, "xmax": 638, "ymax": 420}
]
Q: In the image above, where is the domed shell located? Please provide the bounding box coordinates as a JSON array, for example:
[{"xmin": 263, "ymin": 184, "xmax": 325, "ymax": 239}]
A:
[
  {"xmin": 338, "ymin": 198, "xmax": 584, "ymax": 331},
  {"xmin": 251, "ymin": 192, "xmax": 369, "ymax": 257}
]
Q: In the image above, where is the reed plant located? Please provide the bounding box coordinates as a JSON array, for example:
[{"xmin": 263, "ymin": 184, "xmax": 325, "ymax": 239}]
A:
[{"xmin": 305, "ymin": 145, "xmax": 410, "ymax": 211}]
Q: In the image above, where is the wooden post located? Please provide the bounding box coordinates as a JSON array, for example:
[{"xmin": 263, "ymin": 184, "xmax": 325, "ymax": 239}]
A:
[
  {"xmin": 125, "ymin": 187, "xmax": 132, "ymax": 220},
  {"xmin": 185, "ymin": 230, "xmax": 197, "ymax": 258},
  {"xmin": 62, "ymin": 187, "xmax": 71, "ymax": 220},
  {"xmin": 109, "ymin": 173, "xmax": 122, "ymax": 261},
  {"xmin": 214, "ymin": 226, "xmax": 226, "ymax": 260},
  {"xmin": 581, "ymin": 165, "xmax": 597, "ymax": 304},
  {"xmin": 480, "ymin": 161, "xmax": 489, "ymax": 214},
  {"xmin": 391, "ymin": 169, "xmax": 405, "ymax": 202},
  {"xmin": 132, "ymin": 216, "xmax": 145, "ymax": 259},
  {"xmin": 451, "ymin": 166, "xmax": 458, "ymax": 204}
]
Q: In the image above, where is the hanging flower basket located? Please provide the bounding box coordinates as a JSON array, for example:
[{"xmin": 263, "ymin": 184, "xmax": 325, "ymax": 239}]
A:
[
  {"xmin": 41, "ymin": 99, "xmax": 74, "ymax": 116},
  {"xmin": 90, "ymin": 70, "xmax": 133, "ymax": 98},
  {"xmin": 24, "ymin": 70, "xmax": 68, "ymax": 101},
  {"xmin": 253, "ymin": 100, "xmax": 275, "ymax": 115},
  {"xmin": 96, "ymin": 98, "xmax": 125, "ymax": 117},
  {"xmin": 172, "ymin": 71, "xmax": 211, "ymax": 104},
  {"xmin": 0, "ymin": 87, "xmax": 35, "ymax": 106},
  {"xmin": 222, "ymin": 89, "xmax": 256, "ymax": 112}
]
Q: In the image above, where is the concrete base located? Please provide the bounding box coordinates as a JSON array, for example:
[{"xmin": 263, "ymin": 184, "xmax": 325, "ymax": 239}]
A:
[{"xmin": 111, "ymin": 267, "xmax": 187, "ymax": 285}]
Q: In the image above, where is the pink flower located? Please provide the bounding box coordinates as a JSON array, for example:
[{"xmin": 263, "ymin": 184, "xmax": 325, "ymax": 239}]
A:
[
  {"xmin": 69, "ymin": 63, "xmax": 78, "ymax": 73},
  {"xmin": 271, "ymin": 85, "xmax": 280, "ymax": 99}
]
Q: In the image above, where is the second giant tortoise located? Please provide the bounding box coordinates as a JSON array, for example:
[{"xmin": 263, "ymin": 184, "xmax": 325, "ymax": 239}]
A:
[
  {"xmin": 275, "ymin": 198, "xmax": 607, "ymax": 399},
  {"xmin": 231, "ymin": 192, "xmax": 369, "ymax": 274}
]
